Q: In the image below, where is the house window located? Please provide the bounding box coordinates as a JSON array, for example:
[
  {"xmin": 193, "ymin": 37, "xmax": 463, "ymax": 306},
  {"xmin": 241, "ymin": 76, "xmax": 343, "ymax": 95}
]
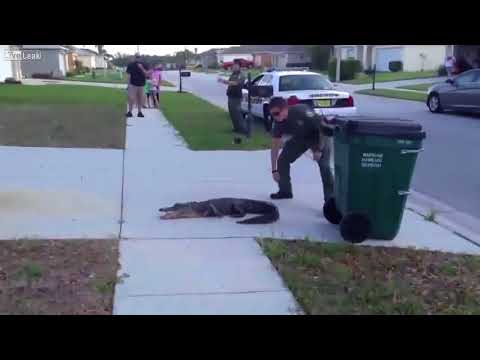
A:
[{"xmin": 341, "ymin": 47, "xmax": 355, "ymax": 60}]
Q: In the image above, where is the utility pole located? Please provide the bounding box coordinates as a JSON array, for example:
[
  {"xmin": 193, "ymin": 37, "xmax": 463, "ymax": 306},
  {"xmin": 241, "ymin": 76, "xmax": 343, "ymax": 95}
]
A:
[
  {"xmin": 336, "ymin": 50, "xmax": 341, "ymax": 83},
  {"xmin": 137, "ymin": 45, "xmax": 140, "ymax": 54}
]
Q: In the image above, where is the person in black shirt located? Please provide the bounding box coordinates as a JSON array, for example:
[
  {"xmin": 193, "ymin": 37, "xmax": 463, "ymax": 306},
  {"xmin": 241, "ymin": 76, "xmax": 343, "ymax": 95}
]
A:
[
  {"xmin": 269, "ymin": 97, "xmax": 334, "ymax": 203},
  {"xmin": 126, "ymin": 53, "xmax": 150, "ymax": 118}
]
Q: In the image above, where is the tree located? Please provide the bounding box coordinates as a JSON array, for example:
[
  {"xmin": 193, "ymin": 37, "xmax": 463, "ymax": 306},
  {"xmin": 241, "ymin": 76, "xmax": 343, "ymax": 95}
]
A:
[
  {"xmin": 96, "ymin": 45, "xmax": 105, "ymax": 54},
  {"xmin": 307, "ymin": 45, "xmax": 334, "ymax": 71}
]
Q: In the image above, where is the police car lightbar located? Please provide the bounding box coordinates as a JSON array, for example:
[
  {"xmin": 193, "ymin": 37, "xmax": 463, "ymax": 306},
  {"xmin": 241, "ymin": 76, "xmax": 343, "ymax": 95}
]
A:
[{"xmin": 266, "ymin": 67, "xmax": 310, "ymax": 72}]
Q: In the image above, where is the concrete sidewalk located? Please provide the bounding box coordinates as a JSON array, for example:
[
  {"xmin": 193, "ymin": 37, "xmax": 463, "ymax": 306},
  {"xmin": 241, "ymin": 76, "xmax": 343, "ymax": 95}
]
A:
[
  {"xmin": 334, "ymin": 77, "xmax": 446, "ymax": 93},
  {"xmin": 0, "ymin": 146, "xmax": 123, "ymax": 239},
  {"xmin": 114, "ymin": 108, "xmax": 480, "ymax": 315}
]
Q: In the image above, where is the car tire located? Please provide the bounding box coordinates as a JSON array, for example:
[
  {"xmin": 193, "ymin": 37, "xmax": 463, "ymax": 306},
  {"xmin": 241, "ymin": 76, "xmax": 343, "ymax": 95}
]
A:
[{"xmin": 427, "ymin": 93, "xmax": 443, "ymax": 113}]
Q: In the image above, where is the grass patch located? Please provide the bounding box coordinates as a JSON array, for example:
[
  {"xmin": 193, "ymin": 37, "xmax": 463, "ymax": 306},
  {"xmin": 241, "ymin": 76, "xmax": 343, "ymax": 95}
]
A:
[
  {"xmin": 258, "ymin": 238, "xmax": 480, "ymax": 315},
  {"xmin": 65, "ymin": 71, "xmax": 174, "ymax": 87},
  {"xmin": 0, "ymin": 84, "xmax": 125, "ymax": 148},
  {"xmin": 343, "ymin": 71, "xmax": 438, "ymax": 84},
  {"xmin": 397, "ymin": 83, "xmax": 440, "ymax": 92},
  {"xmin": 160, "ymin": 92, "xmax": 271, "ymax": 151},
  {"xmin": 67, "ymin": 70, "xmax": 125, "ymax": 84},
  {"xmin": 356, "ymin": 89, "xmax": 427, "ymax": 103},
  {"xmin": 0, "ymin": 239, "xmax": 119, "ymax": 315}
]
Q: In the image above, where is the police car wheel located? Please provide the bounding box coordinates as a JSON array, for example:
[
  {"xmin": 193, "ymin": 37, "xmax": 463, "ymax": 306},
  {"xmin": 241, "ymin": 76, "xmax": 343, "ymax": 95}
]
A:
[{"xmin": 340, "ymin": 213, "xmax": 371, "ymax": 244}]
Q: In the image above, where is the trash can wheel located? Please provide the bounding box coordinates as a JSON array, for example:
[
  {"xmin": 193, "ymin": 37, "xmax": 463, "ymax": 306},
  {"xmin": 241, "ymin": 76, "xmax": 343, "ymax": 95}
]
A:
[
  {"xmin": 323, "ymin": 198, "xmax": 342, "ymax": 225},
  {"xmin": 340, "ymin": 213, "xmax": 371, "ymax": 243}
]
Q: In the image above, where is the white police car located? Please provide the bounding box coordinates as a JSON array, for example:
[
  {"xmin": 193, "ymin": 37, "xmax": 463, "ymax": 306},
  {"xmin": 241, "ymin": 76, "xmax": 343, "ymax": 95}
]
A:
[{"xmin": 240, "ymin": 68, "xmax": 357, "ymax": 130}]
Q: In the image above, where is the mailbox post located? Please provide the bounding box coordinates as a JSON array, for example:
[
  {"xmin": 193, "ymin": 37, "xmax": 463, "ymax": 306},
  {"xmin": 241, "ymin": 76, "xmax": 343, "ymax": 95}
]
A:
[{"xmin": 178, "ymin": 68, "xmax": 191, "ymax": 93}]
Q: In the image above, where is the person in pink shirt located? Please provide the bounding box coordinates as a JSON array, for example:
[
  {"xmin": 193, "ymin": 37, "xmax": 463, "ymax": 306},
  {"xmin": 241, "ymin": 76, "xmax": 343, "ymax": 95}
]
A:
[{"xmin": 151, "ymin": 65, "xmax": 163, "ymax": 108}]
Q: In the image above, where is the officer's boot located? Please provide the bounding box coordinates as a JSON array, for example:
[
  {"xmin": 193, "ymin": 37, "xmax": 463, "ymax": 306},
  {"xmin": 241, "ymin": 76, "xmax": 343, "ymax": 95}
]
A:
[{"xmin": 271, "ymin": 159, "xmax": 293, "ymax": 199}]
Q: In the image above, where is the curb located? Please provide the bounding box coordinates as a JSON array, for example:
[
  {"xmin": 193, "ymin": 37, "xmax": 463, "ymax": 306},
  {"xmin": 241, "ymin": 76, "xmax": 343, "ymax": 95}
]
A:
[{"xmin": 406, "ymin": 190, "xmax": 480, "ymax": 248}]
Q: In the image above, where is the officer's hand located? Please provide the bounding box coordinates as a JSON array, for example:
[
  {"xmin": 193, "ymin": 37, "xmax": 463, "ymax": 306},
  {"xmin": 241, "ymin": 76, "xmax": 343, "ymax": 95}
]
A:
[
  {"xmin": 272, "ymin": 171, "xmax": 280, "ymax": 183},
  {"xmin": 313, "ymin": 151, "xmax": 322, "ymax": 162}
]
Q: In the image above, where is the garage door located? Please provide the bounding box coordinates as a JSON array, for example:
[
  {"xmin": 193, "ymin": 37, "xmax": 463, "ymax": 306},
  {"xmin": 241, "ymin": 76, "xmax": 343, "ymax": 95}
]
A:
[{"xmin": 375, "ymin": 47, "xmax": 403, "ymax": 72}]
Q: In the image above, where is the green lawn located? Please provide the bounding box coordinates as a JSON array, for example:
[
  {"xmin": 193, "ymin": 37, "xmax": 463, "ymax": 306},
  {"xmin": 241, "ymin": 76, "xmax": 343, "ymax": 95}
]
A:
[
  {"xmin": 343, "ymin": 71, "xmax": 438, "ymax": 84},
  {"xmin": 66, "ymin": 70, "xmax": 174, "ymax": 87},
  {"xmin": 355, "ymin": 89, "xmax": 427, "ymax": 103},
  {"xmin": 0, "ymin": 84, "xmax": 126, "ymax": 148},
  {"xmin": 67, "ymin": 69, "xmax": 125, "ymax": 83},
  {"xmin": 160, "ymin": 92, "xmax": 271, "ymax": 151},
  {"xmin": 258, "ymin": 238, "xmax": 480, "ymax": 315},
  {"xmin": 397, "ymin": 82, "xmax": 440, "ymax": 92}
]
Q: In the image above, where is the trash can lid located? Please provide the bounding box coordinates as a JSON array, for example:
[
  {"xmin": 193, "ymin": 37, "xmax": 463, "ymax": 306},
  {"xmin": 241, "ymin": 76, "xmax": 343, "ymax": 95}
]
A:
[{"xmin": 334, "ymin": 116, "xmax": 426, "ymax": 140}]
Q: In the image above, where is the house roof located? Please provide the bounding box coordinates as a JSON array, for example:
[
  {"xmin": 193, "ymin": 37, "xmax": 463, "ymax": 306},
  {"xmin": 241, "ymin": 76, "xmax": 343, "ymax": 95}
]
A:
[
  {"xmin": 199, "ymin": 48, "xmax": 223, "ymax": 56},
  {"xmin": 220, "ymin": 45, "xmax": 307, "ymax": 55},
  {"xmin": 76, "ymin": 48, "xmax": 99, "ymax": 56},
  {"xmin": 22, "ymin": 45, "xmax": 69, "ymax": 51}
]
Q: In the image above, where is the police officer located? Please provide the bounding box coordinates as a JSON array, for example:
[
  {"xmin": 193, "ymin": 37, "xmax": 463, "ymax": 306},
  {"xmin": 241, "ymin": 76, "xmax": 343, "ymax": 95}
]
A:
[
  {"xmin": 218, "ymin": 59, "xmax": 246, "ymax": 133},
  {"xmin": 268, "ymin": 97, "xmax": 334, "ymax": 203}
]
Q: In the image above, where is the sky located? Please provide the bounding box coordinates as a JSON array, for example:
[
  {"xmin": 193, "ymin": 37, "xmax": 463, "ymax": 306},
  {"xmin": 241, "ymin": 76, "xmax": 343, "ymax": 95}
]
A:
[{"xmin": 76, "ymin": 45, "xmax": 236, "ymax": 56}]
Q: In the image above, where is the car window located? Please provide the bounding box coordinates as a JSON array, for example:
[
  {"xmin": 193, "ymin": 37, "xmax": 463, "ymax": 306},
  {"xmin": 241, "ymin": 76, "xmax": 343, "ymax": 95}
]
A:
[
  {"xmin": 279, "ymin": 75, "xmax": 333, "ymax": 91},
  {"xmin": 455, "ymin": 71, "xmax": 477, "ymax": 86},
  {"xmin": 251, "ymin": 75, "xmax": 264, "ymax": 85},
  {"xmin": 258, "ymin": 74, "xmax": 273, "ymax": 86}
]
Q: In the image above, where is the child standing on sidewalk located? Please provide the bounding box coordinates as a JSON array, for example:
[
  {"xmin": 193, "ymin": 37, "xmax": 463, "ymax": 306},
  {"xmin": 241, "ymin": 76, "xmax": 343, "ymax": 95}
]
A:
[{"xmin": 147, "ymin": 75, "xmax": 158, "ymax": 108}]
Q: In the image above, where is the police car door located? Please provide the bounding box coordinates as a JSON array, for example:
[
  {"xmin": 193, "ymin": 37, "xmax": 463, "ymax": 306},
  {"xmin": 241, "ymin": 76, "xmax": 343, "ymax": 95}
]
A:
[
  {"xmin": 242, "ymin": 74, "xmax": 264, "ymax": 116},
  {"xmin": 253, "ymin": 74, "xmax": 273, "ymax": 117}
]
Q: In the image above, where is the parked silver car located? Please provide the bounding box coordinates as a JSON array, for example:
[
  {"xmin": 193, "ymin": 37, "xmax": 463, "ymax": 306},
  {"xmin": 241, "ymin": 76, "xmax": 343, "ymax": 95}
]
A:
[{"xmin": 427, "ymin": 69, "xmax": 480, "ymax": 114}]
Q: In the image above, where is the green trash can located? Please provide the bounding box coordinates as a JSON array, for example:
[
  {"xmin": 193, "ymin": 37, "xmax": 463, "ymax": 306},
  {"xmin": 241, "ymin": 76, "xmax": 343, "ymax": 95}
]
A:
[{"xmin": 323, "ymin": 116, "xmax": 426, "ymax": 243}]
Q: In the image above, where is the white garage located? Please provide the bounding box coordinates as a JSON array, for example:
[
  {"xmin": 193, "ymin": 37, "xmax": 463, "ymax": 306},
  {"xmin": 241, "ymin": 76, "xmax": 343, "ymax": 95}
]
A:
[
  {"xmin": 0, "ymin": 45, "xmax": 23, "ymax": 82},
  {"xmin": 375, "ymin": 47, "xmax": 403, "ymax": 71}
]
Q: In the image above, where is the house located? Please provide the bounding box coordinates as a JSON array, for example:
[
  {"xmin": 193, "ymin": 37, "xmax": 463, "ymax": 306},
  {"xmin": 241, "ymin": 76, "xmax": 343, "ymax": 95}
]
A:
[
  {"xmin": 76, "ymin": 48, "xmax": 97, "ymax": 69},
  {"xmin": 0, "ymin": 45, "xmax": 23, "ymax": 81},
  {"xmin": 199, "ymin": 48, "xmax": 222, "ymax": 68},
  {"xmin": 20, "ymin": 45, "xmax": 69, "ymax": 78},
  {"xmin": 62, "ymin": 45, "xmax": 79, "ymax": 72},
  {"xmin": 334, "ymin": 45, "xmax": 455, "ymax": 72},
  {"xmin": 218, "ymin": 45, "xmax": 311, "ymax": 68}
]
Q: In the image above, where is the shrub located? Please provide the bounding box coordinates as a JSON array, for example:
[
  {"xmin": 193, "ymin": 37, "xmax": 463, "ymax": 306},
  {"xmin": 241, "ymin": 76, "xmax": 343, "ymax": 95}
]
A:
[
  {"xmin": 84, "ymin": 67, "xmax": 90, "ymax": 73},
  {"xmin": 31, "ymin": 73, "xmax": 53, "ymax": 79},
  {"xmin": 328, "ymin": 58, "xmax": 362, "ymax": 81},
  {"xmin": 66, "ymin": 71, "xmax": 76, "ymax": 77},
  {"xmin": 31, "ymin": 73, "xmax": 64, "ymax": 80},
  {"xmin": 309, "ymin": 45, "xmax": 332, "ymax": 71},
  {"xmin": 438, "ymin": 65, "xmax": 447, "ymax": 76},
  {"xmin": 3, "ymin": 77, "xmax": 22, "ymax": 84},
  {"xmin": 389, "ymin": 61, "xmax": 403, "ymax": 72}
]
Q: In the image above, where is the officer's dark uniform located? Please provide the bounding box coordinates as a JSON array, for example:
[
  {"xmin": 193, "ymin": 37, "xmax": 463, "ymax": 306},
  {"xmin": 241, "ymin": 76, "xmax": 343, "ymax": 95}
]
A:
[
  {"xmin": 226, "ymin": 70, "xmax": 246, "ymax": 133},
  {"xmin": 272, "ymin": 104, "xmax": 334, "ymax": 202}
]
